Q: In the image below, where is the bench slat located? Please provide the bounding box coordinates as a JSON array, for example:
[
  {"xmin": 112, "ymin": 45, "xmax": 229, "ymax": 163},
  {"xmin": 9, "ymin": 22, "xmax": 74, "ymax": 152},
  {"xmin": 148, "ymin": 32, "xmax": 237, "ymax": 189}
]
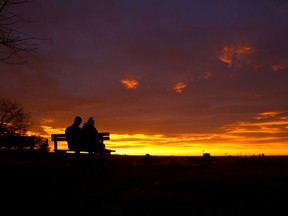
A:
[
  {"xmin": 51, "ymin": 136, "xmax": 110, "ymax": 141},
  {"xmin": 51, "ymin": 133, "xmax": 110, "ymax": 139},
  {"xmin": 51, "ymin": 137, "xmax": 66, "ymax": 141}
]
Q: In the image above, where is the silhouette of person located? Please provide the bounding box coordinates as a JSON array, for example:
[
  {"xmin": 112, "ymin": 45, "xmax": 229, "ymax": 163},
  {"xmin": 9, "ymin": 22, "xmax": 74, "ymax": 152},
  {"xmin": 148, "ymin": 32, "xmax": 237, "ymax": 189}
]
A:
[
  {"xmin": 65, "ymin": 116, "xmax": 82, "ymax": 155},
  {"xmin": 143, "ymin": 153, "xmax": 151, "ymax": 166},
  {"xmin": 82, "ymin": 117, "xmax": 106, "ymax": 161}
]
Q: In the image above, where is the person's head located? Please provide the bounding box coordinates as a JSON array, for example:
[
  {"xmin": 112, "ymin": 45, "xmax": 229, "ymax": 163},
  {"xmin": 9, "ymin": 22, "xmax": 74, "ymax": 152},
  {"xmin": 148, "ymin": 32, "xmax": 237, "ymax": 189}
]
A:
[
  {"xmin": 73, "ymin": 116, "xmax": 82, "ymax": 126},
  {"xmin": 87, "ymin": 117, "xmax": 95, "ymax": 126}
]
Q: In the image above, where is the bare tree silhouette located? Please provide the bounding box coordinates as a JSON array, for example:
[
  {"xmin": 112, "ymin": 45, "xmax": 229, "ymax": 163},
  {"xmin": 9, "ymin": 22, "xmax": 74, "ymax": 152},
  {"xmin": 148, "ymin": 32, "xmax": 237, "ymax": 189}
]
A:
[
  {"xmin": 0, "ymin": 98, "xmax": 32, "ymax": 137},
  {"xmin": 0, "ymin": 0, "xmax": 38, "ymax": 64}
]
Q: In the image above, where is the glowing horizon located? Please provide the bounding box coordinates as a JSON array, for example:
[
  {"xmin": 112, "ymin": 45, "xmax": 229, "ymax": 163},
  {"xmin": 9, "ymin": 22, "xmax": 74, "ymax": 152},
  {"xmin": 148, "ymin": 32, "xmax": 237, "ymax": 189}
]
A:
[
  {"xmin": 30, "ymin": 131, "xmax": 288, "ymax": 156},
  {"xmin": 27, "ymin": 109, "xmax": 288, "ymax": 156}
]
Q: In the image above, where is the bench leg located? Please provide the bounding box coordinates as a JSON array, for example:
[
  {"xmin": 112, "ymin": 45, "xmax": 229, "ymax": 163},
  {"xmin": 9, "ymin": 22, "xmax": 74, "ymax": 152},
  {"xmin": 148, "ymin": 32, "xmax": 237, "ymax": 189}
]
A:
[{"xmin": 95, "ymin": 151, "xmax": 105, "ymax": 165}]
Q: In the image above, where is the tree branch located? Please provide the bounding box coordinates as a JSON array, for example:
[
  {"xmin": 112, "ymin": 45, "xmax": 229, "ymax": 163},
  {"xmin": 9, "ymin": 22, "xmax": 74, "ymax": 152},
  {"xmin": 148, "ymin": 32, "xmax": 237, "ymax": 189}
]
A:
[{"xmin": 0, "ymin": 0, "xmax": 38, "ymax": 64}]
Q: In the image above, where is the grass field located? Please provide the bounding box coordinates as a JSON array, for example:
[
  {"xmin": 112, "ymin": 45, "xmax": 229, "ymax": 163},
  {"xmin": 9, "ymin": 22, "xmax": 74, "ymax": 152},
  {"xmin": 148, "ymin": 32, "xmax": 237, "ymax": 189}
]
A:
[{"xmin": 1, "ymin": 153, "xmax": 288, "ymax": 215}]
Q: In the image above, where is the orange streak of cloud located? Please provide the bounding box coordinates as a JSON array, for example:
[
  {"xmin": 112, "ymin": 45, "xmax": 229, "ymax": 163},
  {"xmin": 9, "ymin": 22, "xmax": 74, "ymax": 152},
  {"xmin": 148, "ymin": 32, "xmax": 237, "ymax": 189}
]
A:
[
  {"xmin": 218, "ymin": 44, "xmax": 254, "ymax": 67},
  {"xmin": 120, "ymin": 79, "xmax": 139, "ymax": 89},
  {"xmin": 271, "ymin": 64, "xmax": 288, "ymax": 71},
  {"xmin": 172, "ymin": 82, "xmax": 187, "ymax": 93}
]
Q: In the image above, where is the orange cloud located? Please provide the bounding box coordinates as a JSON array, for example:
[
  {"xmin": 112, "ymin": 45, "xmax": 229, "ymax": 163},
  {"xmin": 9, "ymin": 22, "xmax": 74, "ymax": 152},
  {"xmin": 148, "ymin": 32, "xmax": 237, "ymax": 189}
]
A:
[
  {"xmin": 198, "ymin": 71, "xmax": 212, "ymax": 80},
  {"xmin": 41, "ymin": 118, "xmax": 55, "ymax": 124},
  {"xmin": 120, "ymin": 79, "xmax": 139, "ymax": 89},
  {"xmin": 254, "ymin": 111, "xmax": 282, "ymax": 120},
  {"xmin": 172, "ymin": 82, "xmax": 187, "ymax": 93},
  {"xmin": 218, "ymin": 44, "xmax": 254, "ymax": 67},
  {"xmin": 271, "ymin": 64, "xmax": 288, "ymax": 71},
  {"xmin": 221, "ymin": 111, "xmax": 288, "ymax": 138}
]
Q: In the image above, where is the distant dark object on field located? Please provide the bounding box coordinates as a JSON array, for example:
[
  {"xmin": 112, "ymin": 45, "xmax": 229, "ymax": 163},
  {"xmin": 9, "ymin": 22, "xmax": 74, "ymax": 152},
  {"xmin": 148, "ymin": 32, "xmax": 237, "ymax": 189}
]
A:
[
  {"xmin": 203, "ymin": 153, "xmax": 210, "ymax": 158},
  {"xmin": 143, "ymin": 153, "xmax": 151, "ymax": 166}
]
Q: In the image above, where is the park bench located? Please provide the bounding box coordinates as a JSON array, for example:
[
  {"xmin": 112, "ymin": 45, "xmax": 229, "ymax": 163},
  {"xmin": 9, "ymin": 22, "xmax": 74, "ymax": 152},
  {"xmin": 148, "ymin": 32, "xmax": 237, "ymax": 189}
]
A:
[{"xmin": 51, "ymin": 132, "xmax": 115, "ymax": 156}]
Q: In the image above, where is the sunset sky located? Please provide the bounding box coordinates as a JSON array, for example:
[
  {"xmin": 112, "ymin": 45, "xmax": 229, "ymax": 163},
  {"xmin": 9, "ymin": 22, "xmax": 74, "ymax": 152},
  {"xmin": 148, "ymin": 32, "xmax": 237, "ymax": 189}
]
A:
[{"xmin": 1, "ymin": 0, "xmax": 288, "ymax": 156}]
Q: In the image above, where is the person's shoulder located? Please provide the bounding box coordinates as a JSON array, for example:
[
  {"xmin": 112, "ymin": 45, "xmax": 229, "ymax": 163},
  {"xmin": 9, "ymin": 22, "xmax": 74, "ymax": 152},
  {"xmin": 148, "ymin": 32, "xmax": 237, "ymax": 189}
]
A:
[{"xmin": 65, "ymin": 124, "xmax": 73, "ymax": 131}]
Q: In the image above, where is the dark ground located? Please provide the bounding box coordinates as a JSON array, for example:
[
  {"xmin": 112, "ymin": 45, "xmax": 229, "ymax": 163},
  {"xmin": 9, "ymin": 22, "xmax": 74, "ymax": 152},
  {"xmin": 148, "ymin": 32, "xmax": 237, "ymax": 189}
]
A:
[{"xmin": 1, "ymin": 153, "xmax": 288, "ymax": 216}]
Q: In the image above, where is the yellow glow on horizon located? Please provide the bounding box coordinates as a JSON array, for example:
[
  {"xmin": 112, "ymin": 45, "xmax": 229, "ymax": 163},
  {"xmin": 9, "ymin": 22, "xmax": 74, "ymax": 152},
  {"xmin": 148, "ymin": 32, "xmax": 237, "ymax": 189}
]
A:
[
  {"xmin": 34, "ymin": 110, "xmax": 288, "ymax": 156},
  {"xmin": 97, "ymin": 132, "xmax": 288, "ymax": 156},
  {"xmin": 38, "ymin": 129, "xmax": 288, "ymax": 156}
]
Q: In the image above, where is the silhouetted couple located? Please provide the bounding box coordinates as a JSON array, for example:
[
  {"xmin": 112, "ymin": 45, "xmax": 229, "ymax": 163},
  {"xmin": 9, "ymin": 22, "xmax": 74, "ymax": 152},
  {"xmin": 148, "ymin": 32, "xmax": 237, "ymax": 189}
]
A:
[{"xmin": 65, "ymin": 116, "xmax": 105, "ymax": 159}]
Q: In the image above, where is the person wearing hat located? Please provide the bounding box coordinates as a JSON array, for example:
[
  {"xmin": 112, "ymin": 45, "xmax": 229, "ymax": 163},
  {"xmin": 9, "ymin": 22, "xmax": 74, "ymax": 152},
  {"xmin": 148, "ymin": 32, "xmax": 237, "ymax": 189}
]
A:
[{"xmin": 82, "ymin": 117, "xmax": 105, "ymax": 156}]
